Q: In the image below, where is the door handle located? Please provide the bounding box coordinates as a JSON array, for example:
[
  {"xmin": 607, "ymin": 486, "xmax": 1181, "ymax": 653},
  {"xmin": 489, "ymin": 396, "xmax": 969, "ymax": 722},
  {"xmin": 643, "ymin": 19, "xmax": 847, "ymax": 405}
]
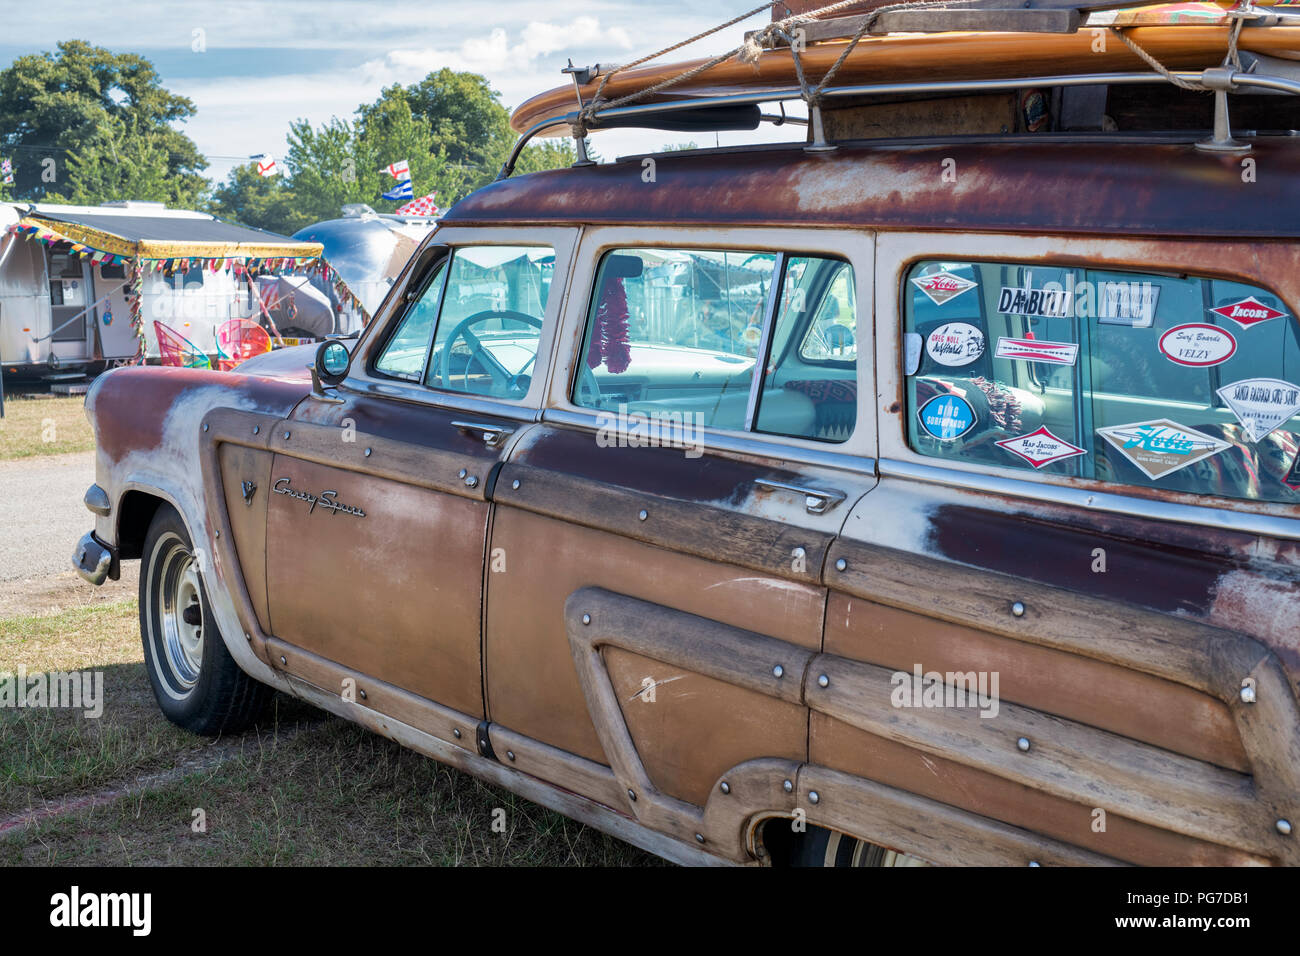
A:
[
  {"xmin": 754, "ymin": 478, "xmax": 847, "ymax": 515},
  {"xmin": 452, "ymin": 421, "xmax": 514, "ymax": 449}
]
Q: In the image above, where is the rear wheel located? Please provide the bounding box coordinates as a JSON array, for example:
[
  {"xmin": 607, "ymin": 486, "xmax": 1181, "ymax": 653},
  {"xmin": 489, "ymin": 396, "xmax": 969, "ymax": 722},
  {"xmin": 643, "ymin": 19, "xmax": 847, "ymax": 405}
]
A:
[
  {"xmin": 790, "ymin": 826, "xmax": 932, "ymax": 867},
  {"xmin": 140, "ymin": 503, "xmax": 269, "ymax": 735}
]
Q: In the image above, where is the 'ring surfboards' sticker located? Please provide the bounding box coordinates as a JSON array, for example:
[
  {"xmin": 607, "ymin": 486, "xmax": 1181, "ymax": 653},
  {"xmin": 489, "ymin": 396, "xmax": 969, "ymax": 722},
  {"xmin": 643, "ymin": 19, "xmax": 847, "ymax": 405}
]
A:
[
  {"xmin": 918, "ymin": 394, "xmax": 977, "ymax": 441},
  {"xmin": 1096, "ymin": 419, "xmax": 1230, "ymax": 480}
]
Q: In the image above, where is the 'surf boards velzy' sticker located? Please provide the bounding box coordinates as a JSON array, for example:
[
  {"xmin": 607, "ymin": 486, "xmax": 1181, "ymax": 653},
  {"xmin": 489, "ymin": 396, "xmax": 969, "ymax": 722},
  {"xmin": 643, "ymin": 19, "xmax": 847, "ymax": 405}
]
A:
[
  {"xmin": 997, "ymin": 285, "xmax": 1071, "ymax": 318},
  {"xmin": 911, "ymin": 271, "xmax": 977, "ymax": 306},
  {"xmin": 1216, "ymin": 378, "xmax": 1300, "ymax": 443},
  {"xmin": 918, "ymin": 394, "xmax": 977, "ymax": 441},
  {"xmin": 994, "ymin": 336, "xmax": 1078, "ymax": 366},
  {"xmin": 995, "ymin": 426, "xmax": 1087, "ymax": 469},
  {"xmin": 925, "ymin": 322, "xmax": 985, "ymax": 367},
  {"xmin": 1209, "ymin": 296, "xmax": 1289, "ymax": 329},
  {"xmin": 1097, "ymin": 419, "xmax": 1230, "ymax": 479},
  {"xmin": 1158, "ymin": 324, "xmax": 1237, "ymax": 367}
]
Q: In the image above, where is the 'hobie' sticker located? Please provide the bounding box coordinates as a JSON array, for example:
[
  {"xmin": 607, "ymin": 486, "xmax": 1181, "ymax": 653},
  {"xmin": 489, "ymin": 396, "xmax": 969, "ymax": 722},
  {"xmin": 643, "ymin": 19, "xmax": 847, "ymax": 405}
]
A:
[
  {"xmin": 1097, "ymin": 419, "xmax": 1229, "ymax": 479},
  {"xmin": 911, "ymin": 271, "xmax": 977, "ymax": 306}
]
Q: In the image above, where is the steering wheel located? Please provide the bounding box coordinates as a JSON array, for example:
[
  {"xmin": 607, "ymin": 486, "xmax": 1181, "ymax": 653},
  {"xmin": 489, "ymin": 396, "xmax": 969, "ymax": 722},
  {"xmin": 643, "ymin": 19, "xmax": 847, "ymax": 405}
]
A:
[{"xmin": 438, "ymin": 310, "xmax": 543, "ymax": 397}]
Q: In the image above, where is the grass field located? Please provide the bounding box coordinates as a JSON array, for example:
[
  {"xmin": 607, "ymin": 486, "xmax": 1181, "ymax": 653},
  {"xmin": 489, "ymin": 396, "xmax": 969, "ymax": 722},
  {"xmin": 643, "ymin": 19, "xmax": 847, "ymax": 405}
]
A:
[
  {"xmin": 0, "ymin": 395, "xmax": 95, "ymax": 461},
  {"xmin": 0, "ymin": 598, "xmax": 659, "ymax": 866}
]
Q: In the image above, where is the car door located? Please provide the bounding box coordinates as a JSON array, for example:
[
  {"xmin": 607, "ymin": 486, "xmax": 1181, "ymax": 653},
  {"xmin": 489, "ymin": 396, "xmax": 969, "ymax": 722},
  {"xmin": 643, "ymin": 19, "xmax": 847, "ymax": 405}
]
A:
[
  {"xmin": 259, "ymin": 229, "xmax": 575, "ymax": 727},
  {"xmin": 483, "ymin": 227, "xmax": 877, "ymax": 839}
]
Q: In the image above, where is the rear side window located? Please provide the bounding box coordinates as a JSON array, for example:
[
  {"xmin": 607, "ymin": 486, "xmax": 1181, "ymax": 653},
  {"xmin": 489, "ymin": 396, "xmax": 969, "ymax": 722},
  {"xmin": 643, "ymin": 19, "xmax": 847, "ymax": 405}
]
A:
[
  {"xmin": 902, "ymin": 259, "xmax": 1300, "ymax": 504},
  {"xmin": 574, "ymin": 247, "xmax": 857, "ymax": 443}
]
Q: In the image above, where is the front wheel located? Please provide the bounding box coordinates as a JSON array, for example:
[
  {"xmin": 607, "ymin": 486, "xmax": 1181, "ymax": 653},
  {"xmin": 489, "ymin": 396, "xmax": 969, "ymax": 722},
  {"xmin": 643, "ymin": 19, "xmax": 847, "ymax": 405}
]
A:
[{"xmin": 140, "ymin": 503, "xmax": 269, "ymax": 735}]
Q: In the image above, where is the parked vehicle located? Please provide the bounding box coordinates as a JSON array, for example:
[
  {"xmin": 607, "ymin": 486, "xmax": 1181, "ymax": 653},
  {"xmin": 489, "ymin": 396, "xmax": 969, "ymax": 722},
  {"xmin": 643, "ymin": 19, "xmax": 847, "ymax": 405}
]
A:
[
  {"xmin": 0, "ymin": 201, "xmax": 323, "ymax": 380},
  {"xmin": 74, "ymin": 2, "xmax": 1300, "ymax": 866}
]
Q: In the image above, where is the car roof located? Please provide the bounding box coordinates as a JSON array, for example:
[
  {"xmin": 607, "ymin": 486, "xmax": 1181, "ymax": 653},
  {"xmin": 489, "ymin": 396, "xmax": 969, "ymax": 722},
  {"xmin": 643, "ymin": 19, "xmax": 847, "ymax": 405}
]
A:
[{"xmin": 441, "ymin": 137, "xmax": 1300, "ymax": 239}]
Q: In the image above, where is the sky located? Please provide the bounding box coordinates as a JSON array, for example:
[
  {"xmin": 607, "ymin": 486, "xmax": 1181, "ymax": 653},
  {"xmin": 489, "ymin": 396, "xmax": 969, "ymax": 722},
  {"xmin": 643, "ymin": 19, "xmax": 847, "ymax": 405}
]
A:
[{"xmin": 0, "ymin": 0, "xmax": 807, "ymax": 188}]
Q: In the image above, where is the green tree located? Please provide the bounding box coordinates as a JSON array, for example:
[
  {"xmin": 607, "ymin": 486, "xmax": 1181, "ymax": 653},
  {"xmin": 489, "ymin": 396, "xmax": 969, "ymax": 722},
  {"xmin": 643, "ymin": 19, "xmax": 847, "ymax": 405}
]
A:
[
  {"xmin": 0, "ymin": 40, "xmax": 206, "ymax": 203},
  {"xmin": 47, "ymin": 115, "xmax": 207, "ymax": 207},
  {"xmin": 397, "ymin": 69, "xmax": 515, "ymax": 177}
]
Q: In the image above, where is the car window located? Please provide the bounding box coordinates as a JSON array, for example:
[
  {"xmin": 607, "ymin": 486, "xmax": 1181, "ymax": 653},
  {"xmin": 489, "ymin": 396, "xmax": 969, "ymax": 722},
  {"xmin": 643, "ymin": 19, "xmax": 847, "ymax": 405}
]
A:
[
  {"xmin": 575, "ymin": 247, "xmax": 856, "ymax": 443},
  {"xmin": 373, "ymin": 258, "xmax": 448, "ymax": 380},
  {"xmin": 424, "ymin": 245, "xmax": 555, "ymax": 399},
  {"xmin": 902, "ymin": 259, "xmax": 1300, "ymax": 505},
  {"xmin": 758, "ymin": 256, "xmax": 858, "ymax": 441}
]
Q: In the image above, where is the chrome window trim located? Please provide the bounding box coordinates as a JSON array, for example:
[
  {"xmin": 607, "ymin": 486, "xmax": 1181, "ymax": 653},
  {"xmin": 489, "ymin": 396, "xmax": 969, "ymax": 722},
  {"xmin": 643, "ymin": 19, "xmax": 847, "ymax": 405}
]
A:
[
  {"xmin": 541, "ymin": 406, "xmax": 878, "ymax": 475},
  {"xmin": 744, "ymin": 251, "xmax": 786, "ymax": 432},
  {"xmin": 338, "ymin": 378, "xmax": 542, "ymax": 424},
  {"xmin": 880, "ymin": 457, "xmax": 1300, "ymax": 541}
]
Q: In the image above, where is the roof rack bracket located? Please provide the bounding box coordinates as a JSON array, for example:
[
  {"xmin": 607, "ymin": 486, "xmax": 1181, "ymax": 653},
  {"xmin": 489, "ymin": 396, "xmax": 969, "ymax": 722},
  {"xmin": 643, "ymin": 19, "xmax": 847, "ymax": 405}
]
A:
[
  {"xmin": 1196, "ymin": 67, "xmax": 1251, "ymax": 154},
  {"xmin": 805, "ymin": 103, "xmax": 837, "ymax": 153}
]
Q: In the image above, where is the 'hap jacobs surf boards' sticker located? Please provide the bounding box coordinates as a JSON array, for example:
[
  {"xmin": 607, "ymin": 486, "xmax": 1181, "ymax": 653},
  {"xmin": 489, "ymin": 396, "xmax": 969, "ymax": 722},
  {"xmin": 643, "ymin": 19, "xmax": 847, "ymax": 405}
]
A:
[
  {"xmin": 1216, "ymin": 378, "xmax": 1300, "ymax": 443},
  {"xmin": 917, "ymin": 394, "xmax": 977, "ymax": 441},
  {"xmin": 1158, "ymin": 324, "xmax": 1237, "ymax": 367},
  {"xmin": 925, "ymin": 322, "xmax": 985, "ymax": 367},
  {"xmin": 1208, "ymin": 296, "xmax": 1289, "ymax": 330},
  {"xmin": 995, "ymin": 426, "xmax": 1087, "ymax": 469},
  {"xmin": 1097, "ymin": 419, "xmax": 1230, "ymax": 480}
]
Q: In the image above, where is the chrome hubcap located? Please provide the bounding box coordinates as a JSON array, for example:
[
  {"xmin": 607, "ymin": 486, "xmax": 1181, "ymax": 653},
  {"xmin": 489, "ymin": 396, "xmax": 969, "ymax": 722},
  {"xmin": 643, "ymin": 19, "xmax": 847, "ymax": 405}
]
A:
[{"xmin": 160, "ymin": 547, "xmax": 204, "ymax": 688}]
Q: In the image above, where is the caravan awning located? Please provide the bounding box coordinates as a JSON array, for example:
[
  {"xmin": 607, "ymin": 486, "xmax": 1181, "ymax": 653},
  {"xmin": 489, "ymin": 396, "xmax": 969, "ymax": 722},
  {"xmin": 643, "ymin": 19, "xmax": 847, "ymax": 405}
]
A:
[{"xmin": 12, "ymin": 211, "xmax": 323, "ymax": 263}]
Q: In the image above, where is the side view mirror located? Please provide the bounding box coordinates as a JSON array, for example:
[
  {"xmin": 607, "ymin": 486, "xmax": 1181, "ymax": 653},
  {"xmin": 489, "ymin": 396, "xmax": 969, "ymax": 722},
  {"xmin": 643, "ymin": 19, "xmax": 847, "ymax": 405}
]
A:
[{"xmin": 316, "ymin": 339, "xmax": 351, "ymax": 386}]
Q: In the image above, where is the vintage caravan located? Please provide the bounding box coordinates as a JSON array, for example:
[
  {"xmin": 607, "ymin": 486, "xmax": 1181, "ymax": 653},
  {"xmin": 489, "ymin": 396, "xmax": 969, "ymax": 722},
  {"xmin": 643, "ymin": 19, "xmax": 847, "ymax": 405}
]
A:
[{"xmin": 0, "ymin": 201, "xmax": 324, "ymax": 380}]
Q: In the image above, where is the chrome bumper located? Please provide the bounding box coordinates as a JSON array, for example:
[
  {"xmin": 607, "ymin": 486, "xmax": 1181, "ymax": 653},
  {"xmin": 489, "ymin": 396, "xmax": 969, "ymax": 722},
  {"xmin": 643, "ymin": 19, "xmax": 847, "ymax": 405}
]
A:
[{"xmin": 72, "ymin": 531, "xmax": 117, "ymax": 586}]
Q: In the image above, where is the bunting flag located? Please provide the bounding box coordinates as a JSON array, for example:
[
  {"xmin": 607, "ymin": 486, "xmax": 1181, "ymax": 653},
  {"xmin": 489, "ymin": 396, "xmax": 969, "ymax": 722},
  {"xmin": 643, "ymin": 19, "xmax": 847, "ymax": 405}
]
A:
[
  {"xmin": 1, "ymin": 158, "xmax": 12, "ymax": 185},
  {"xmin": 382, "ymin": 160, "xmax": 410, "ymax": 179},
  {"xmin": 382, "ymin": 178, "xmax": 414, "ymax": 201},
  {"xmin": 395, "ymin": 192, "xmax": 439, "ymax": 217}
]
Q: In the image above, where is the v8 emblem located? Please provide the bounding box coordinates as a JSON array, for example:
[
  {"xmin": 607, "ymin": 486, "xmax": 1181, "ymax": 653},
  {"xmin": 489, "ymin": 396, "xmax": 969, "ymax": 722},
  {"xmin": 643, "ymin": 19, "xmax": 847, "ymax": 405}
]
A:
[{"xmin": 241, "ymin": 480, "xmax": 257, "ymax": 505}]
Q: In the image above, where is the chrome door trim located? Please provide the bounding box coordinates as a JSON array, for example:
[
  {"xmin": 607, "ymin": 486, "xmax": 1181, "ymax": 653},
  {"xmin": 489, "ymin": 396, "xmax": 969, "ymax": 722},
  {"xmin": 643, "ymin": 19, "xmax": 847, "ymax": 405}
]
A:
[
  {"xmin": 879, "ymin": 457, "xmax": 1300, "ymax": 541},
  {"xmin": 340, "ymin": 378, "xmax": 542, "ymax": 424}
]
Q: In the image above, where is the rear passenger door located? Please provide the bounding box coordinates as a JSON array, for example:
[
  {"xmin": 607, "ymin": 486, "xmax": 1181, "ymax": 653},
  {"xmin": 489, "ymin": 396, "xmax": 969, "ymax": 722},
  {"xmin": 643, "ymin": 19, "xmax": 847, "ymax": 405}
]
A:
[{"xmin": 483, "ymin": 228, "xmax": 877, "ymax": 831}]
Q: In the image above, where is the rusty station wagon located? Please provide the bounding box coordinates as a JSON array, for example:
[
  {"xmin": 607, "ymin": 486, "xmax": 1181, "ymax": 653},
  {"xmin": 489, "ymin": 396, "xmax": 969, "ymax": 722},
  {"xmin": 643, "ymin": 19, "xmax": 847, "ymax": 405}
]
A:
[{"xmin": 74, "ymin": 1, "xmax": 1300, "ymax": 866}]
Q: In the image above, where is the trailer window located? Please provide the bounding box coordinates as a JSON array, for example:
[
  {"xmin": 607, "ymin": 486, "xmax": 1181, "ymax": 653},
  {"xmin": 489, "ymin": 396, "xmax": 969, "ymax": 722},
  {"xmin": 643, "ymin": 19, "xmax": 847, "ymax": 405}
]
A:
[{"xmin": 902, "ymin": 260, "xmax": 1300, "ymax": 504}]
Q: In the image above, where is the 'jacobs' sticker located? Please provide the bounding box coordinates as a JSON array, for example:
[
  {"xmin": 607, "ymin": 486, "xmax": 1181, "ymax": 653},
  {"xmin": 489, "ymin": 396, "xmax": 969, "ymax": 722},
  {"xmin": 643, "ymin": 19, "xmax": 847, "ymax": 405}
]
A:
[
  {"xmin": 994, "ymin": 336, "xmax": 1078, "ymax": 366},
  {"xmin": 1096, "ymin": 419, "xmax": 1230, "ymax": 480},
  {"xmin": 997, "ymin": 285, "xmax": 1071, "ymax": 318},
  {"xmin": 925, "ymin": 322, "xmax": 985, "ymax": 367},
  {"xmin": 918, "ymin": 394, "xmax": 977, "ymax": 441},
  {"xmin": 1158, "ymin": 324, "xmax": 1237, "ymax": 367},
  {"xmin": 911, "ymin": 271, "xmax": 977, "ymax": 306},
  {"xmin": 995, "ymin": 426, "xmax": 1087, "ymax": 469},
  {"xmin": 1215, "ymin": 378, "xmax": 1300, "ymax": 443},
  {"xmin": 1208, "ymin": 296, "xmax": 1289, "ymax": 329}
]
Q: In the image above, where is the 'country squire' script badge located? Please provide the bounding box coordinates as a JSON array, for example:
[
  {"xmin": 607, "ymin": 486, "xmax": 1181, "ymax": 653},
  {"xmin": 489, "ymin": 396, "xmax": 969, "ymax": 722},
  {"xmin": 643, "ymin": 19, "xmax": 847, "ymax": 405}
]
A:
[{"xmin": 273, "ymin": 477, "xmax": 367, "ymax": 517}]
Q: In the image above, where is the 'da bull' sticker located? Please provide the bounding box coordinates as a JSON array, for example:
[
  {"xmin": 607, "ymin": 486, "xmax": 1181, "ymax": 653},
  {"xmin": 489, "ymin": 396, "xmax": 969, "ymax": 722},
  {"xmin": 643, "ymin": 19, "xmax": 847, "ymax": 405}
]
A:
[
  {"xmin": 1096, "ymin": 419, "xmax": 1230, "ymax": 480},
  {"xmin": 1216, "ymin": 378, "xmax": 1300, "ymax": 443},
  {"xmin": 911, "ymin": 271, "xmax": 977, "ymax": 306},
  {"xmin": 995, "ymin": 426, "xmax": 1087, "ymax": 469},
  {"xmin": 997, "ymin": 285, "xmax": 1072, "ymax": 318},
  {"xmin": 918, "ymin": 394, "xmax": 977, "ymax": 441},
  {"xmin": 925, "ymin": 322, "xmax": 985, "ymax": 367},
  {"xmin": 1158, "ymin": 324, "xmax": 1237, "ymax": 367}
]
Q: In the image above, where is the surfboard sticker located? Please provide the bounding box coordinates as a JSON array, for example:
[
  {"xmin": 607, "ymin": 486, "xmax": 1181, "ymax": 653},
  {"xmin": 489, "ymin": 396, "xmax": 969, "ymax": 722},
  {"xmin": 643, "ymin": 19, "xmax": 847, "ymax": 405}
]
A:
[
  {"xmin": 1097, "ymin": 419, "xmax": 1230, "ymax": 480},
  {"xmin": 995, "ymin": 426, "xmax": 1087, "ymax": 469},
  {"xmin": 994, "ymin": 336, "xmax": 1078, "ymax": 366},
  {"xmin": 1216, "ymin": 378, "xmax": 1300, "ymax": 443},
  {"xmin": 925, "ymin": 322, "xmax": 985, "ymax": 367},
  {"xmin": 911, "ymin": 271, "xmax": 977, "ymax": 306}
]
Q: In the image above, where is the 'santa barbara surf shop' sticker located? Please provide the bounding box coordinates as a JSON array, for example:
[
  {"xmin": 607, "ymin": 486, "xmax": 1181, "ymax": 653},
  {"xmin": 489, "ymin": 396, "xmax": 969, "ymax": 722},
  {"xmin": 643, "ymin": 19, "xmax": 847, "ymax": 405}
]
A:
[
  {"xmin": 925, "ymin": 322, "xmax": 985, "ymax": 366},
  {"xmin": 1097, "ymin": 419, "xmax": 1230, "ymax": 480},
  {"xmin": 995, "ymin": 426, "xmax": 1087, "ymax": 469},
  {"xmin": 1208, "ymin": 296, "xmax": 1289, "ymax": 329},
  {"xmin": 1215, "ymin": 378, "xmax": 1300, "ymax": 443},
  {"xmin": 994, "ymin": 336, "xmax": 1078, "ymax": 366},
  {"xmin": 918, "ymin": 394, "xmax": 977, "ymax": 441},
  {"xmin": 911, "ymin": 271, "xmax": 977, "ymax": 306},
  {"xmin": 1158, "ymin": 324, "xmax": 1237, "ymax": 367},
  {"xmin": 997, "ymin": 286, "xmax": 1071, "ymax": 318}
]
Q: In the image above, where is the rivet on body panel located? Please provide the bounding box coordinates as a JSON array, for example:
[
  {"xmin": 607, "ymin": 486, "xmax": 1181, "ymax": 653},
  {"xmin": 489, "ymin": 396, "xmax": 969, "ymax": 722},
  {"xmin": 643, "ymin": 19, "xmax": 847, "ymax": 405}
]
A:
[
  {"xmin": 808, "ymin": 791, "xmax": 820, "ymax": 804},
  {"xmin": 638, "ymin": 509, "xmax": 648, "ymax": 521},
  {"xmin": 817, "ymin": 674, "xmax": 829, "ymax": 688},
  {"xmin": 359, "ymin": 689, "xmax": 367, "ymax": 700},
  {"xmin": 214, "ymin": 530, "xmax": 220, "ymax": 539},
  {"xmin": 582, "ymin": 614, "xmax": 591, "ymax": 625},
  {"xmin": 244, "ymin": 633, "xmax": 251, "ymax": 642},
  {"xmin": 695, "ymin": 833, "xmax": 705, "ymax": 844},
  {"xmin": 834, "ymin": 558, "xmax": 847, "ymax": 572},
  {"xmin": 1017, "ymin": 737, "xmax": 1031, "ymax": 752},
  {"xmin": 453, "ymin": 728, "xmax": 462, "ymax": 739},
  {"xmin": 1028, "ymin": 861, "xmax": 1042, "ymax": 867},
  {"xmin": 511, "ymin": 479, "xmax": 521, "ymax": 490},
  {"xmin": 253, "ymin": 425, "xmax": 259, "ymax": 435},
  {"xmin": 1011, "ymin": 601, "xmax": 1026, "ymax": 617},
  {"xmin": 465, "ymin": 475, "xmax": 479, "ymax": 488},
  {"xmin": 720, "ymin": 781, "xmax": 730, "ymax": 795},
  {"xmin": 202, "ymin": 423, "xmax": 209, "ymax": 432},
  {"xmin": 628, "ymin": 789, "xmax": 637, "ymax": 802},
  {"xmin": 458, "ymin": 468, "xmax": 467, "ymax": 479},
  {"xmin": 283, "ymin": 431, "xmax": 290, "ymax": 440},
  {"xmin": 1240, "ymin": 680, "xmax": 1256, "ymax": 704},
  {"xmin": 772, "ymin": 665, "xmax": 784, "ymax": 679},
  {"xmin": 1278, "ymin": 819, "xmax": 1293, "ymax": 836},
  {"xmin": 279, "ymin": 656, "xmax": 287, "ymax": 665},
  {"xmin": 783, "ymin": 779, "xmax": 793, "ymax": 793},
  {"xmin": 506, "ymin": 751, "xmax": 515, "ymax": 761},
  {"xmin": 364, "ymin": 448, "xmax": 372, "ymax": 457}
]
